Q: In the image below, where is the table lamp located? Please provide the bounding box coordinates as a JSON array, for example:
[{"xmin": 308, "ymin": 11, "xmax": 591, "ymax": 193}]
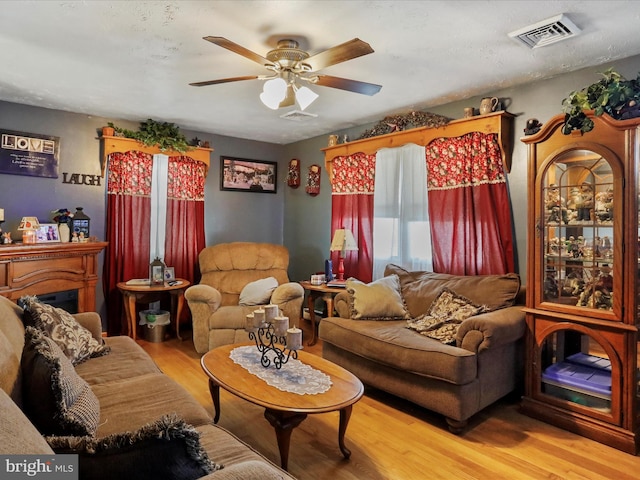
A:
[
  {"xmin": 18, "ymin": 216, "xmax": 40, "ymax": 244},
  {"xmin": 329, "ymin": 228, "xmax": 358, "ymax": 281}
]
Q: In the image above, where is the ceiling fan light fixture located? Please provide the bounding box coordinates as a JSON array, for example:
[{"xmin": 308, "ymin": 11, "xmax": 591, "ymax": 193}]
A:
[
  {"xmin": 260, "ymin": 77, "xmax": 287, "ymax": 109},
  {"xmin": 294, "ymin": 85, "xmax": 319, "ymax": 111}
]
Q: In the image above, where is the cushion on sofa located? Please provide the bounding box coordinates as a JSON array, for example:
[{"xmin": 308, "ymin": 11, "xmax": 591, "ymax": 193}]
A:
[
  {"xmin": 346, "ymin": 274, "xmax": 410, "ymax": 320},
  {"xmin": 20, "ymin": 296, "xmax": 110, "ymax": 365},
  {"xmin": 406, "ymin": 288, "xmax": 486, "ymax": 345},
  {"xmin": 46, "ymin": 414, "xmax": 221, "ymax": 480},
  {"xmin": 21, "ymin": 327, "xmax": 100, "ymax": 437},
  {"xmin": 384, "ymin": 264, "xmax": 520, "ymax": 317},
  {"xmin": 0, "ymin": 388, "xmax": 54, "ymax": 454},
  {"xmin": 238, "ymin": 277, "xmax": 278, "ymax": 306}
]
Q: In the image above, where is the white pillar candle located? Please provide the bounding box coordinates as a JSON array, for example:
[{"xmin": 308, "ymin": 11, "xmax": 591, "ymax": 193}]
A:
[
  {"xmin": 245, "ymin": 313, "xmax": 255, "ymax": 332},
  {"xmin": 286, "ymin": 327, "xmax": 302, "ymax": 350},
  {"xmin": 253, "ymin": 308, "xmax": 265, "ymax": 328},
  {"xmin": 274, "ymin": 316, "xmax": 289, "ymax": 336},
  {"xmin": 264, "ymin": 304, "xmax": 278, "ymax": 325},
  {"xmin": 0, "ymin": 208, "xmax": 4, "ymax": 222}
]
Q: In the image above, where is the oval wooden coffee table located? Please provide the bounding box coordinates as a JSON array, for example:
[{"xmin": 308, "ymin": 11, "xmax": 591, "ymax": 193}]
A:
[{"xmin": 201, "ymin": 343, "xmax": 364, "ymax": 471}]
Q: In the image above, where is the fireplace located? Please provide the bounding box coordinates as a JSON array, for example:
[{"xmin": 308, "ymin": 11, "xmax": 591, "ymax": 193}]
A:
[{"xmin": 37, "ymin": 289, "xmax": 78, "ymax": 314}]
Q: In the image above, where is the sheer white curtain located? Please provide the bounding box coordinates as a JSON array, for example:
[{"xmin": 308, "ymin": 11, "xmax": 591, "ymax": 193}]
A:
[{"xmin": 372, "ymin": 143, "xmax": 433, "ymax": 280}]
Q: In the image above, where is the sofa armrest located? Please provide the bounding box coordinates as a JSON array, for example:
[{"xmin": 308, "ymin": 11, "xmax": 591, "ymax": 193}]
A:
[
  {"xmin": 334, "ymin": 291, "xmax": 350, "ymax": 318},
  {"xmin": 270, "ymin": 282, "xmax": 304, "ymax": 304},
  {"xmin": 200, "ymin": 460, "xmax": 292, "ymax": 480},
  {"xmin": 456, "ymin": 305, "xmax": 525, "ymax": 353},
  {"xmin": 73, "ymin": 312, "xmax": 103, "ymax": 341},
  {"xmin": 185, "ymin": 285, "xmax": 222, "ymax": 353}
]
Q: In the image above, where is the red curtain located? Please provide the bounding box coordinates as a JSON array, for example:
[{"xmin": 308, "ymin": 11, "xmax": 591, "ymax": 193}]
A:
[
  {"xmin": 164, "ymin": 156, "xmax": 206, "ymax": 282},
  {"xmin": 103, "ymin": 152, "xmax": 206, "ymax": 336},
  {"xmin": 104, "ymin": 151, "xmax": 153, "ymax": 335},
  {"xmin": 425, "ymin": 132, "xmax": 514, "ymax": 274},
  {"xmin": 330, "ymin": 153, "xmax": 376, "ymax": 283},
  {"xmin": 329, "ymin": 133, "xmax": 515, "ymax": 280}
]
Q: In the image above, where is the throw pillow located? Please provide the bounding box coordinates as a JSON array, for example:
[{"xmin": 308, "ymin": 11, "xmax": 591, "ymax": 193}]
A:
[
  {"xmin": 346, "ymin": 274, "xmax": 410, "ymax": 320},
  {"xmin": 21, "ymin": 326, "xmax": 100, "ymax": 437},
  {"xmin": 238, "ymin": 277, "xmax": 278, "ymax": 306},
  {"xmin": 20, "ymin": 295, "xmax": 110, "ymax": 365},
  {"xmin": 406, "ymin": 288, "xmax": 486, "ymax": 345},
  {"xmin": 46, "ymin": 414, "xmax": 222, "ymax": 480}
]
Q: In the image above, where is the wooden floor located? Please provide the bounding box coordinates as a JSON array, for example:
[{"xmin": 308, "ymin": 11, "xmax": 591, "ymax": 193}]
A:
[{"xmin": 139, "ymin": 320, "xmax": 640, "ymax": 480}]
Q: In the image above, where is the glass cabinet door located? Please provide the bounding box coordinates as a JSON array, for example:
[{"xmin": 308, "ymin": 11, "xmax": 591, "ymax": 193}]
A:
[{"xmin": 541, "ymin": 150, "xmax": 615, "ymax": 314}]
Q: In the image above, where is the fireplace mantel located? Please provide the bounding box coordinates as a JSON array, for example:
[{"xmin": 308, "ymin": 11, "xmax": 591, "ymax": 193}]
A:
[{"xmin": 0, "ymin": 241, "xmax": 107, "ymax": 312}]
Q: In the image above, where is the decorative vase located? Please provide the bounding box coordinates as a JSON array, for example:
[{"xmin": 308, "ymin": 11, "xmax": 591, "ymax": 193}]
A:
[{"xmin": 58, "ymin": 222, "xmax": 70, "ymax": 243}]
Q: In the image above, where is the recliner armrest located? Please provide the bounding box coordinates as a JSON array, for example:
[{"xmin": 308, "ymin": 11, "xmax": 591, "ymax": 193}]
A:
[
  {"xmin": 270, "ymin": 282, "xmax": 304, "ymax": 304},
  {"xmin": 185, "ymin": 284, "xmax": 222, "ymax": 310},
  {"xmin": 456, "ymin": 305, "xmax": 525, "ymax": 353}
]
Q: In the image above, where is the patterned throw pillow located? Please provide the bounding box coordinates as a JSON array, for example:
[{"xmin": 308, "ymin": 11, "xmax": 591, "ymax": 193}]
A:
[
  {"xmin": 20, "ymin": 296, "xmax": 110, "ymax": 365},
  {"xmin": 346, "ymin": 274, "xmax": 410, "ymax": 320},
  {"xmin": 406, "ymin": 288, "xmax": 486, "ymax": 345},
  {"xmin": 46, "ymin": 414, "xmax": 222, "ymax": 480},
  {"xmin": 21, "ymin": 326, "xmax": 100, "ymax": 437}
]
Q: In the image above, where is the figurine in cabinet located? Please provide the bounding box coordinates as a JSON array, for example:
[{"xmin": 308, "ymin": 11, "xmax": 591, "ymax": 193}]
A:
[
  {"xmin": 545, "ymin": 184, "xmax": 568, "ymax": 224},
  {"xmin": 594, "ymin": 188, "xmax": 613, "ymax": 222},
  {"xmin": 574, "ymin": 182, "xmax": 594, "ymax": 222}
]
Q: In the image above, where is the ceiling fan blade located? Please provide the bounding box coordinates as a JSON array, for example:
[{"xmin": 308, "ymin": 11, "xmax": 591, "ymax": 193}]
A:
[
  {"xmin": 304, "ymin": 38, "xmax": 374, "ymax": 71},
  {"xmin": 203, "ymin": 36, "xmax": 273, "ymax": 66},
  {"xmin": 189, "ymin": 75, "xmax": 260, "ymax": 87},
  {"xmin": 313, "ymin": 75, "xmax": 382, "ymax": 96}
]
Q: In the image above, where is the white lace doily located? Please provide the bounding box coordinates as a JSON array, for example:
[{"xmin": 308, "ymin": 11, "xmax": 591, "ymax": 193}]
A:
[{"xmin": 229, "ymin": 346, "xmax": 332, "ymax": 395}]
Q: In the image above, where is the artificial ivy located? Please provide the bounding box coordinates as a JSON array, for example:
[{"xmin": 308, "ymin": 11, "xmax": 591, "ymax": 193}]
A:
[{"xmin": 108, "ymin": 119, "xmax": 193, "ymax": 153}]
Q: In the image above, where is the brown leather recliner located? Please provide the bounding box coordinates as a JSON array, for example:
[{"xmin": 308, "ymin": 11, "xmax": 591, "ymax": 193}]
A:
[{"xmin": 185, "ymin": 242, "xmax": 304, "ymax": 354}]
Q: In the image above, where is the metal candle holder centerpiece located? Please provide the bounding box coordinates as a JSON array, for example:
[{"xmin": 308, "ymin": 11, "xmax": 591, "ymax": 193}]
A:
[{"xmin": 245, "ymin": 305, "xmax": 302, "ymax": 370}]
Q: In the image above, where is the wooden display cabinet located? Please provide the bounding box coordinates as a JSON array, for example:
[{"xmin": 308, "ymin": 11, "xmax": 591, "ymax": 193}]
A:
[{"xmin": 521, "ymin": 112, "xmax": 640, "ymax": 454}]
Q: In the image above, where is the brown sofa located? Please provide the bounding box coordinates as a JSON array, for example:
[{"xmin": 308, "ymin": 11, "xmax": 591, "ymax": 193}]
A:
[
  {"xmin": 319, "ymin": 264, "xmax": 525, "ymax": 433},
  {"xmin": 186, "ymin": 242, "xmax": 304, "ymax": 354},
  {"xmin": 0, "ymin": 295, "xmax": 294, "ymax": 479}
]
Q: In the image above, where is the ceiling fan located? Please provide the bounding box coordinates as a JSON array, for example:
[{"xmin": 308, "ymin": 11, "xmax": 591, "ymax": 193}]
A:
[{"xmin": 190, "ymin": 36, "xmax": 382, "ymax": 110}]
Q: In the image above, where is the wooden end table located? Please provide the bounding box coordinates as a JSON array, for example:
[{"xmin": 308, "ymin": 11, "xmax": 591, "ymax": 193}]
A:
[
  {"xmin": 299, "ymin": 281, "xmax": 345, "ymax": 346},
  {"xmin": 116, "ymin": 279, "xmax": 190, "ymax": 341},
  {"xmin": 201, "ymin": 343, "xmax": 364, "ymax": 471}
]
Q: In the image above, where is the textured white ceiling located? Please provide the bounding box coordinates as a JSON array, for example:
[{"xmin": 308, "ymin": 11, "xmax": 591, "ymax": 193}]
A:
[{"xmin": 1, "ymin": 1, "xmax": 639, "ymax": 144}]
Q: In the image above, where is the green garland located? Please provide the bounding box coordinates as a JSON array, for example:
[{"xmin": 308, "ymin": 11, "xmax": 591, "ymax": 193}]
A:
[
  {"xmin": 108, "ymin": 119, "xmax": 193, "ymax": 153},
  {"xmin": 358, "ymin": 111, "xmax": 452, "ymax": 139}
]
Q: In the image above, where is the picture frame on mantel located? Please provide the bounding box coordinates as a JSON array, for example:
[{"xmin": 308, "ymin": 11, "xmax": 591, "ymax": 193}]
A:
[
  {"xmin": 35, "ymin": 223, "xmax": 60, "ymax": 243},
  {"xmin": 220, "ymin": 156, "xmax": 277, "ymax": 194}
]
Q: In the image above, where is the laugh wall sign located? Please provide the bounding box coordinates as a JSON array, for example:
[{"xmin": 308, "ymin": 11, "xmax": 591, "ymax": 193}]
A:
[{"xmin": 0, "ymin": 129, "xmax": 59, "ymax": 178}]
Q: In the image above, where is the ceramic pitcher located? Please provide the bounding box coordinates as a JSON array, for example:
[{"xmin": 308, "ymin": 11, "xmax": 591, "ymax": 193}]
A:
[{"xmin": 479, "ymin": 97, "xmax": 499, "ymax": 115}]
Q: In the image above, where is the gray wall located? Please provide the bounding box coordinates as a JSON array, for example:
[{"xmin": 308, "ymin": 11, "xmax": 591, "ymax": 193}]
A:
[
  {"xmin": 0, "ymin": 103, "xmax": 288, "ymax": 323},
  {"xmin": 2, "ymin": 53, "xmax": 640, "ymax": 325},
  {"xmin": 283, "ymin": 54, "xmax": 640, "ymax": 285}
]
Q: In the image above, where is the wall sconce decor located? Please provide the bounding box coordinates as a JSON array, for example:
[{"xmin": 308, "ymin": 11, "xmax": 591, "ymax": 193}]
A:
[
  {"xmin": 287, "ymin": 158, "xmax": 300, "ymax": 188},
  {"xmin": 305, "ymin": 164, "xmax": 321, "ymax": 196}
]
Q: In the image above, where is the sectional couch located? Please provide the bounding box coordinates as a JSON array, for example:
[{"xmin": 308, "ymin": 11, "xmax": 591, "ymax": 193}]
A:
[
  {"xmin": 0, "ymin": 295, "xmax": 294, "ymax": 479},
  {"xmin": 319, "ymin": 264, "xmax": 526, "ymax": 432}
]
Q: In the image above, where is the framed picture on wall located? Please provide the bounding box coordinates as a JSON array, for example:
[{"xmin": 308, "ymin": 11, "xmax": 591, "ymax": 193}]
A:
[
  {"xmin": 220, "ymin": 156, "xmax": 277, "ymax": 194},
  {"xmin": 35, "ymin": 223, "xmax": 60, "ymax": 243}
]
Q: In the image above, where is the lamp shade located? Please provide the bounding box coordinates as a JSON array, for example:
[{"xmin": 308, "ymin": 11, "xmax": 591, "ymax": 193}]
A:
[
  {"xmin": 330, "ymin": 228, "xmax": 358, "ymax": 253},
  {"xmin": 18, "ymin": 217, "xmax": 40, "ymax": 230},
  {"xmin": 294, "ymin": 85, "xmax": 318, "ymax": 110},
  {"xmin": 260, "ymin": 78, "xmax": 287, "ymax": 109}
]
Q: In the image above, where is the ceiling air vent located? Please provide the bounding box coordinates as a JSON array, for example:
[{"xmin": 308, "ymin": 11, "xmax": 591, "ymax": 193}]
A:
[
  {"xmin": 508, "ymin": 14, "xmax": 581, "ymax": 48},
  {"xmin": 280, "ymin": 110, "xmax": 318, "ymax": 121}
]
